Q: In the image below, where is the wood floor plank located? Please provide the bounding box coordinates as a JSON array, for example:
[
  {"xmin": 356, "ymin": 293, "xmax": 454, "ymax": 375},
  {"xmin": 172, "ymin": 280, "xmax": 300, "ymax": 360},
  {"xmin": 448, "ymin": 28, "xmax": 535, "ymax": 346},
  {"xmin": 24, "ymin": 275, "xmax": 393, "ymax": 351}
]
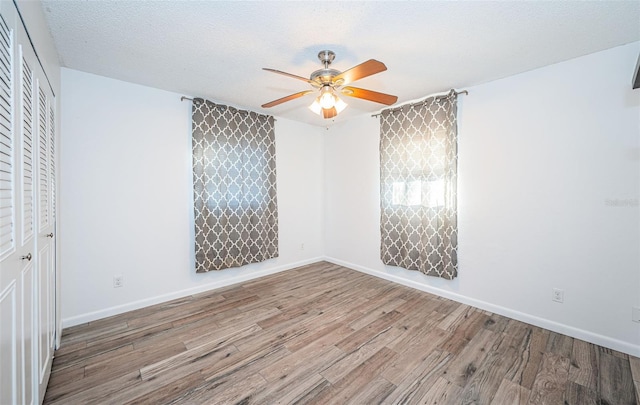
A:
[
  {"xmin": 418, "ymin": 376, "xmax": 462, "ymax": 405},
  {"xmin": 181, "ymin": 317, "xmax": 264, "ymax": 350},
  {"xmin": 386, "ymin": 309, "xmax": 447, "ymax": 352},
  {"xmin": 52, "ymin": 339, "xmax": 87, "ymax": 359},
  {"xmin": 438, "ymin": 303, "xmax": 475, "ymax": 332},
  {"xmin": 45, "ymin": 344, "xmax": 138, "ymax": 400},
  {"xmin": 490, "ymin": 378, "xmax": 531, "ymax": 405},
  {"xmin": 546, "ymin": 330, "xmax": 574, "ymax": 358},
  {"xmin": 321, "ymin": 322, "xmax": 403, "ymax": 384},
  {"xmin": 45, "ymin": 261, "xmax": 635, "ymax": 405},
  {"xmin": 200, "ymin": 343, "xmax": 290, "ymax": 384},
  {"xmin": 437, "ymin": 309, "xmax": 487, "ymax": 355},
  {"xmin": 59, "ymin": 321, "xmax": 129, "ymax": 347},
  {"xmin": 140, "ymin": 339, "xmax": 239, "ymax": 381},
  {"xmin": 383, "ymin": 349, "xmax": 452, "ymax": 404},
  {"xmin": 600, "ymin": 346, "xmax": 631, "ymax": 360},
  {"xmin": 335, "ymin": 310, "xmax": 404, "ymax": 353},
  {"xmin": 483, "ymin": 313, "xmax": 510, "ymax": 334},
  {"xmin": 599, "ymin": 351, "xmax": 637, "ymax": 405},
  {"xmin": 45, "ymin": 364, "xmax": 84, "ymax": 393},
  {"xmin": 312, "ymin": 347, "xmax": 398, "ymax": 405},
  {"xmin": 630, "ymin": 355, "xmax": 640, "ymax": 382},
  {"xmin": 85, "ymin": 321, "xmax": 175, "ymax": 353},
  {"xmin": 259, "ymin": 342, "xmax": 343, "ymax": 383},
  {"xmin": 563, "ymin": 380, "xmax": 599, "ymax": 405},
  {"xmin": 169, "ymin": 372, "xmax": 267, "ymax": 405},
  {"xmin": 45, "ymin": 371, "xmax": 141, "ymax": 405},
  {"xmin": 394, "ymin": 294, "xmax": 437, "ymax": 315},
  {"xmin": 568, "ymin": 338, "xmax": 598, "ymax": 390},
  {"xmin": 457, "ymin": 333, "xmax": 521, "ymax": 404},
  {"xmin": 251, "ymin": 345, "xmax": 344, "ymax": 404},
  {"xmin": 381, "ymin": 327, "xmax": 450, "ymax": 385},
  {"xmin": 347, "ymin": 375, "xmax": 396, "ymax": 404},
  {"xmin": 284, "ymin": 321, "xmax": 353, "ymax": 353},
  {"xmin": 51, "ymin": 341, "xmax": 134, "ymax": 374},
  {"xmin": 441, "ymin": 327, "xmax": 498, "ymax": 388},
  {"xmin": 122, "ymin": 371, "xmax": 206, "ymax": 405},
  {"xmin": 348, "ymin": 296, "xmax": 406, "ymax": 330},
  {"xmin": 504, "ymin": 319, "xmax": 535, "ymax": 346},
  {"xmin": 250, "ymin": 372, "xmax": 329, "ymax": 405},
  {"xmin": 527, "ymin": 352, "xmax": 570, "ymax": 405},
  {"xmin": 506, "ymin": 325, "xmax": 549, "ymax": 390},
  {"xmin": 631, "ymin": 356, "xmax": 640, "ymax": 404},
  {"xmin": 83, "ymin": 340, "xmax": 186, "ymax": 379}
]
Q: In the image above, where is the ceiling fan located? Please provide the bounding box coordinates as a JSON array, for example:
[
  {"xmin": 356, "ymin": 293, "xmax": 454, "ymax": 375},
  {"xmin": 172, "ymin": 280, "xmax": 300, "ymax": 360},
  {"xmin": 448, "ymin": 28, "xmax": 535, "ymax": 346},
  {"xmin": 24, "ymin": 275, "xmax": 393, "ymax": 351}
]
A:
[{"xmin": 261, "ymin": 50, "xmax": 398, "ymax": 119}]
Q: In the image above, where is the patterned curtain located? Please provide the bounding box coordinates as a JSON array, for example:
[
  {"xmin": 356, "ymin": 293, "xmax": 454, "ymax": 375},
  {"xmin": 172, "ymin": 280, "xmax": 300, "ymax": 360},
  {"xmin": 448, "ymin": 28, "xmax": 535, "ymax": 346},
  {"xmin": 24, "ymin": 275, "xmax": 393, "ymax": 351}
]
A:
[
  {"xmin": 192, "ymin": 100, "xmax": 279, "ymax": 272},
  {"xmin": 379, "ymin": 92, "xmax": 458, "ymax": 279}
]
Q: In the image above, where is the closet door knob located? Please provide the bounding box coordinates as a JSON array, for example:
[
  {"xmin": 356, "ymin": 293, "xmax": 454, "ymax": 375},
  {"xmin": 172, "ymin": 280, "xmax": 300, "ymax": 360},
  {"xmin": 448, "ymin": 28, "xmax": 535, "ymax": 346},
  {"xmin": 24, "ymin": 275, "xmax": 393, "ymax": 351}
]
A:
[
  {"xmin": 20, "ymin": 253, "xmax": 32, "ymax": 261},
  {"xmin": 45, "ymin": 233, "xmax": 54, "ymax": 238}
]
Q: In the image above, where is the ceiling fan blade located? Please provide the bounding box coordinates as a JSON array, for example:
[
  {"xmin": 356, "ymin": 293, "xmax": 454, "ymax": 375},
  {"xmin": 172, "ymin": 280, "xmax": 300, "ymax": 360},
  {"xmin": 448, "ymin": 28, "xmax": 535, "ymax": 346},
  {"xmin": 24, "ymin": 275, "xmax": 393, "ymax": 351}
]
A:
[
  {"xmin": 332, "ymin": 59, "xmax": 387, "ymax": 86},
  {"xmin": 263, "ymin": 68, "xmax": 313, "ymax": 84},
  {"xmin": 341, "ymin": 86, "xmax": 398, "ymax": 105},
  {"xmin": 322, "ymin": 107, "xmax": 338, "ymax": 119},
  {"xmin": 261, "ymin": 90, "xmax": 314, "ymax": 108}
]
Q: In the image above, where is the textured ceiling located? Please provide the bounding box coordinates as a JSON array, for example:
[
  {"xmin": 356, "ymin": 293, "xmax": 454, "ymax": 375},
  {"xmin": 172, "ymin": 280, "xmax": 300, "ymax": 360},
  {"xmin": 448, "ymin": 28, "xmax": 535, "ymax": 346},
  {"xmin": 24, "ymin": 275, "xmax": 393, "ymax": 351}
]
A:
[{"xmin": 41, "ymin": 1, "xmax": 640, "ymax": 127}]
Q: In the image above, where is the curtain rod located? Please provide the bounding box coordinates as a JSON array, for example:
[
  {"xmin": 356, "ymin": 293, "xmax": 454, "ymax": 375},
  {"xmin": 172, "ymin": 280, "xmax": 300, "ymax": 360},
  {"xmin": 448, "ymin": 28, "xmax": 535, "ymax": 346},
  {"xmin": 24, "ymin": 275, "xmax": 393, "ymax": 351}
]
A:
[
  {"xmin": 181, "ymin": 96, "xmax": 202, "ymax": 104},
  {"xmin": 371, "ymin": 89, "xmax": 468, "ymax": 118}
]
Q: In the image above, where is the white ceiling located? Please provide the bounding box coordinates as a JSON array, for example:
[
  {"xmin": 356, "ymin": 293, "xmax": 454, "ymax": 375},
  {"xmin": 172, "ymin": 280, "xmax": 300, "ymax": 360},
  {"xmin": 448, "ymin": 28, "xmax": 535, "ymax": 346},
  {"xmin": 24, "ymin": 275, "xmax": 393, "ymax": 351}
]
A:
[{"xmin": 41, "ymin": 1, "xmax": 640, "ymax": 127}]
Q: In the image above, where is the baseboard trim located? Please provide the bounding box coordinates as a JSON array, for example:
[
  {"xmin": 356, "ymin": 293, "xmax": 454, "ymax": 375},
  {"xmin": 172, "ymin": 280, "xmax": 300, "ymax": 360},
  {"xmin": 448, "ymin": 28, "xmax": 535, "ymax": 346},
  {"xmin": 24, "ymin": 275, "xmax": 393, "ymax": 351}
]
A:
[
  {"xmin": 61, "ymin": 257, "xmax": 324, "ymax": 328},
  {"xmin": 324, "ymin": 256, "xmax": 640, "ymax": 357}
]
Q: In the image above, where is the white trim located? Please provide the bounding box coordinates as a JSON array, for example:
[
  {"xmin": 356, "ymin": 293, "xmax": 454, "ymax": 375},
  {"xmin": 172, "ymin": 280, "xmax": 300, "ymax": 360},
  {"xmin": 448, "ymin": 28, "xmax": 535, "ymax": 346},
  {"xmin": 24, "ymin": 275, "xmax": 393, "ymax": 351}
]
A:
[
  {"xmin": 61, "ymin": 257, "xmax": 323, "ymax": 328},
  {"xmin": 324, "ymin": 256, "xmax": 640, "ymax": 358}
]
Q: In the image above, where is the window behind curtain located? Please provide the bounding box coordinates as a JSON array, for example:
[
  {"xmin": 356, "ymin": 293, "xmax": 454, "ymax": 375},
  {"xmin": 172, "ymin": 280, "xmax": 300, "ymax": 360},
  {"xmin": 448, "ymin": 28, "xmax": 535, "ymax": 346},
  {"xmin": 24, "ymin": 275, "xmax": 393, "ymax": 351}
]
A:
[
  {"xmin": 192, "ymin": 100, "xmax": 278, "ymax": 272},
  {"xmin": 379, "ymin": 93, "xmax": 458, "ymax": 280}
]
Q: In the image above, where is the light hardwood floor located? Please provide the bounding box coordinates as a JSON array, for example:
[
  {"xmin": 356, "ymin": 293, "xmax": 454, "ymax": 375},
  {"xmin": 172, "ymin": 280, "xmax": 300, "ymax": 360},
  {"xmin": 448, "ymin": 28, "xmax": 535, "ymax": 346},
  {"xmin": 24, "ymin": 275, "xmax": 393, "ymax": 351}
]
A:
[{"xmin": 45, "ymin": 262, "xmax": 640, "ymax": 404}]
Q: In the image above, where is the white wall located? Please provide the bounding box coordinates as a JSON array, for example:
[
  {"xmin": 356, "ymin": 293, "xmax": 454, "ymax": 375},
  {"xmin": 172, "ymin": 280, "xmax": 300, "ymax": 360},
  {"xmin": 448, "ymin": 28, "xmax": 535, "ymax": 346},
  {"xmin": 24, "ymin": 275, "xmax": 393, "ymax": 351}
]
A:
[
  {"xmin": 60, "ymin": 42, "xmax": 639, "ymax": 356},
  {"xmin": 60, "ymin": 68, "xmax": 325, "ymax": 326},
  {"xmin": 324, "ymin": 42, "xmax": 640, "ymax": 356}
]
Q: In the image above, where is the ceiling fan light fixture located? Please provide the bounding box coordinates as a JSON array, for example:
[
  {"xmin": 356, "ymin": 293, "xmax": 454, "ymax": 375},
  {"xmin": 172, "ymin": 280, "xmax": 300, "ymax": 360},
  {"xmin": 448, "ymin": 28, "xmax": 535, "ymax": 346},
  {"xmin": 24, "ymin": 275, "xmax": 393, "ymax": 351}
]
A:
[
  {"xmin": 334, "ymin": 96, "xmax": 347, "ymax": 113},
  {"xmin": 309, "ymin": 98, "xmax": 322, "ymax": 115},
  {"xmin": 319, "ymin": 86, "xmax": 336, "ymax": 109},
  {"xmin": 309, "ymin": 91, "xmax": 347, "ymax": 118}
]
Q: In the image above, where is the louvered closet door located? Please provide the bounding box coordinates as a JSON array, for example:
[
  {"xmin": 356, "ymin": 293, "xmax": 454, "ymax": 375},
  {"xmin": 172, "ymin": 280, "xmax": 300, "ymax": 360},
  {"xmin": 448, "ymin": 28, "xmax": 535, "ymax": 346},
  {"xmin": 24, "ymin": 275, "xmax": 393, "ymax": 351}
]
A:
[
  {"xmin": 0, "ymin": 5, "xmax": 35, "ymax": 404},
  {"xmin": 0, "ymin": 3, "xmax": 56, "ymax": 403},
  {"xmin": 35, "ymin": 74, "xmax": 55, "ymax": 403},
  {"xmin": 0, "ymin": 10, "xmax": 19, "ymax": 405}
]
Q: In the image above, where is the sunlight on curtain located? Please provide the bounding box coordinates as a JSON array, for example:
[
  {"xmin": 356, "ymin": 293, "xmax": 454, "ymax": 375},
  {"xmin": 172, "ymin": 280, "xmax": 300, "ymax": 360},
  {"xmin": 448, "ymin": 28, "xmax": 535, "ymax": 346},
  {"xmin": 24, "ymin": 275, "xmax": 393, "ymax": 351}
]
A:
[
  {"xmin": 192, "ymin": 100, "xmax": 278, "ymax": 272},
  {"xmin": 379, "ymin": 92, "xmax": 458, "ymax": 279}
]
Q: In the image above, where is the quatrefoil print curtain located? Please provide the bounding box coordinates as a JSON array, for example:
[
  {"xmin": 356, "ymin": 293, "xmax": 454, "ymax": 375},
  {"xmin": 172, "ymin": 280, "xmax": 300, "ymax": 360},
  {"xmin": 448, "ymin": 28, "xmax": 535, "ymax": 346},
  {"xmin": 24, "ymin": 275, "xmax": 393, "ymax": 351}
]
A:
[
  {"xmin": 379, "ymin": 92, "xmax": 458, "ymax": 280},
  {"xmin": 192, "ymin": 100, "xmax": 279, "ymax": 272}
]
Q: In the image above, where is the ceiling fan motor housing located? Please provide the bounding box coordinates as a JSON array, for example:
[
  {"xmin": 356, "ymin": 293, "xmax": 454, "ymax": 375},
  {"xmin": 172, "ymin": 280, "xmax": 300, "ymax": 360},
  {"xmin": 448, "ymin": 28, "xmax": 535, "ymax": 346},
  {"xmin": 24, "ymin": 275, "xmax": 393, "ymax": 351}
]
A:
[
  {"xmin": 310, "ymin": 68, "xmax": 340, "ymax": 86},
  {"xmin": 310, "ymin": 50, "xmax": 341, "ymax": 86}
]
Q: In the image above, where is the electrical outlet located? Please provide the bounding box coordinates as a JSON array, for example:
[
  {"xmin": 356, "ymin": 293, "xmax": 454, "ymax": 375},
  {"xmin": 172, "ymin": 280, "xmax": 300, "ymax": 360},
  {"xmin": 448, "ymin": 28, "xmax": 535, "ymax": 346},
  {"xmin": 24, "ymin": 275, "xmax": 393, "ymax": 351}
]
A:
[
  {"xmin": 552, "ymin": 288, "xmax": 564, "ymax": 303},
  {"xmin": 113, "ymin": 275, "xmax": 123, "ymax": 288},
  {"xmin": 300, "ymin": 243, "xmax": 305, "ymax": 251},
  {"xmin": 632, "ymin": 306, "xmax": 640, "ymax": 323}
]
